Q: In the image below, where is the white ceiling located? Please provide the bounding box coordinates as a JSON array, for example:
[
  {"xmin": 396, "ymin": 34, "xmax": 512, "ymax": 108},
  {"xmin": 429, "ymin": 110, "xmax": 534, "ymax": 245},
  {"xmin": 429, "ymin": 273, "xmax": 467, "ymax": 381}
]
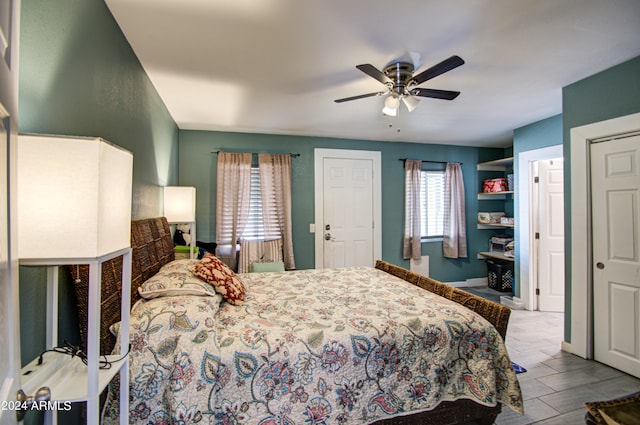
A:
[{"xmin": 105, "ymin": 0, "xmax": 640, "ymax": 147}]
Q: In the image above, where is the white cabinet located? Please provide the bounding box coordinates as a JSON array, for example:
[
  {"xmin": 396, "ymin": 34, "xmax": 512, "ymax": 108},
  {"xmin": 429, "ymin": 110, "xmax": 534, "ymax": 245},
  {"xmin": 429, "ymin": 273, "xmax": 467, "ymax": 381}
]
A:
[
  {"xmin": 20, "ymin": 248, "xmax": 131, "ymax": 425},
  {"xmin": 477, "ymin": 157, "xmax": 514, "ymax": 262}
]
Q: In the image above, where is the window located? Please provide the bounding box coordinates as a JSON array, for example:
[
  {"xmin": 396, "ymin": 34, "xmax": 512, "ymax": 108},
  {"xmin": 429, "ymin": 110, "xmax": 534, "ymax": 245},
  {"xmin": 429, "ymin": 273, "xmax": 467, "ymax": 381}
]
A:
[
  {"xmin": 242, "ymin": 166, "xmax": 281, "ymax": 241},
  {"xmin": 414, "ymin": 170, "xmax": 445, "ymax": 239},
  {"xmin": 216, "ymin": 152, "xmax": 295, "ymax": 270},
  {"xmin": 242, "ymin": 166, "xmax": 266, "ymax": 240}
]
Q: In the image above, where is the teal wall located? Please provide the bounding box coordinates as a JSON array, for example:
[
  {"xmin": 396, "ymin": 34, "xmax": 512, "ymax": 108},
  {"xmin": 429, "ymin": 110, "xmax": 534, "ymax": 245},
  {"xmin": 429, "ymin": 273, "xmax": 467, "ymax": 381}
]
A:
[
  {"xmin": 562, "ymin": 55, "xmax": 640, "ymax": 341},
  {"xmin": 512, "ymin": 115, "xmax": 563, "ymax": 298},
  {"xmin": 18, "ymin": 0, "xmax": 178, "ymax": 384},
  {"xmin": 179, "ymin": 130, "xmax": 507, "ymax": 282},
  {"xmin": 19, "ymin": 0, "xmax": 179, "ymax": 217},
  {"xmin": 514, "ymin": 115, "xmax": 563, "ymax": 155}
]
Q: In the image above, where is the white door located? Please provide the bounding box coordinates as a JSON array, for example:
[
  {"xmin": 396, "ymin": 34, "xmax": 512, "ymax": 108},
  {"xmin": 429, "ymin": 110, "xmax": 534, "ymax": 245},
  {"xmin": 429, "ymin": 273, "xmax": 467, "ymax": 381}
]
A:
[
  {"xmin": 536, "ymin": 159, "xmax": 565, "ymax": 312},
  {"xmin": 591, "ymin": 134, "xmax": 640, "ymax": 378},
  {"xmin": 0, "ymin": 0, "xmax": 22, "ymax": 424},
  {"xmin": 323, "ymin": 158, "xmax": 373, "ymax": 268},
  {"xmin": 314, "ymin": 149, "xmax": 381, "ymax": 269}
]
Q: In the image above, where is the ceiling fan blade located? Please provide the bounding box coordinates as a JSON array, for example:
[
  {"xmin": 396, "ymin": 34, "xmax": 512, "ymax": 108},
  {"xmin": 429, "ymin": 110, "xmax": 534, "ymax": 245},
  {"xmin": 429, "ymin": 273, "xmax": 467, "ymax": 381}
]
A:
[
  {"xmin": 409, "ymin": 55, "xmax": 465, "ymax": 86},
  {"xmin": 334, "ymin": 92, "xmax": 383, "ymax": 103},
  {"xmin": 356, "ymin": 64, "xmax": 392, "ymax": 84},
  {"xmin": 412, "ymin": 88, "xmax": 461, "ymax": 100}
]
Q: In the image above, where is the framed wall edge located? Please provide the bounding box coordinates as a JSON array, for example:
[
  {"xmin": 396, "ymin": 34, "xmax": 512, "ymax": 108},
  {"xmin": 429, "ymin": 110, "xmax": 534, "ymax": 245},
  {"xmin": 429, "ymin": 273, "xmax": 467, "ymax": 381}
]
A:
[{"xmin": 517, "ymin": 144, "xmax": 563, "ymax": 312}]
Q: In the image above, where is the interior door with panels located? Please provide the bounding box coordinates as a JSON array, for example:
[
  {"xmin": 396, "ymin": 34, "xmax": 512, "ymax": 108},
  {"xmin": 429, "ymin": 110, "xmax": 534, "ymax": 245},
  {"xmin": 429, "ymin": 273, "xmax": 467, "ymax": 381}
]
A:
[
  {"xmin": 536, "ymin": 159, "xmax": 565, "ymax": 312},
  {"xmin": 591, "ymin": 134, "xmax": 640, "ymax": 378},
  {"xmin": 323, "ymin": 157, "xmax": 374, "ymax": 268}
]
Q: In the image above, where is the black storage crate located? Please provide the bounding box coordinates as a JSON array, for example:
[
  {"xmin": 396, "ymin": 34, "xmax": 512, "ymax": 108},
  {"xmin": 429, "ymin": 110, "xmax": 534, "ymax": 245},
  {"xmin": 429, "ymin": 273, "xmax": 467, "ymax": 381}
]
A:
[{"xmin": 486, "ymin": 259, "xmax": 513, "ymax": 292}]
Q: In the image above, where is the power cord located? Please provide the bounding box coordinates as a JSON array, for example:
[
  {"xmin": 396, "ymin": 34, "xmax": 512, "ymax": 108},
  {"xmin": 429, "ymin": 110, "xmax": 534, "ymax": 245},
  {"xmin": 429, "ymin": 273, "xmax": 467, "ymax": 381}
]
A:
[{"xmin": 37, "ymin": 340, "xmax": 130, "ymax": 370}]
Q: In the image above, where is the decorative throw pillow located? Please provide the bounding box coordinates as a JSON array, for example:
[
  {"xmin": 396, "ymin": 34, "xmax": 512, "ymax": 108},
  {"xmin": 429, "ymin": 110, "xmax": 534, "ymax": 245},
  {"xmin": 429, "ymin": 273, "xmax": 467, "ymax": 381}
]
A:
[
  {"xmin": 138, "ymin": 259, "xmax": 220, "ymax": 299},
  {"xmin": 193, "ymin": 253, "xmax": 246, "ymax": 305}
]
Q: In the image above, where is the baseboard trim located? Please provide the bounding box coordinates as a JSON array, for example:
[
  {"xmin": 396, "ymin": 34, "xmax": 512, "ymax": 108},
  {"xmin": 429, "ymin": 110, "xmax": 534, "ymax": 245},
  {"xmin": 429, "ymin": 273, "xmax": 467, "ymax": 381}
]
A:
[
  {"xmin": 467, "ymin": 277, "xmax": 488, "ymax": 287},
  {"xmin": 445, "ymin": 277, "xmax": 488, "ymax": 288}
]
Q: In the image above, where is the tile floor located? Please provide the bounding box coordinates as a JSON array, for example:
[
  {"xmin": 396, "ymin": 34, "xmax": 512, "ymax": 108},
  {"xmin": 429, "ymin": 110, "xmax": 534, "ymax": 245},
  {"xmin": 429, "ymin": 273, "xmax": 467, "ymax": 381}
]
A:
[{"xmin": 463, "ymin": 287, "xmax": 640, "ymax": 424}]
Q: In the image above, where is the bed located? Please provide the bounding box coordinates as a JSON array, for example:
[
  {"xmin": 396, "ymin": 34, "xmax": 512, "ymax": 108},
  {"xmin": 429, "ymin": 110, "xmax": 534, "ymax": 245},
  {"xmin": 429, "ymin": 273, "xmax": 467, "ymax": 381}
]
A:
[{"xmin": 72, "ymin": 218, "xmax": 522, "ymax": 425}]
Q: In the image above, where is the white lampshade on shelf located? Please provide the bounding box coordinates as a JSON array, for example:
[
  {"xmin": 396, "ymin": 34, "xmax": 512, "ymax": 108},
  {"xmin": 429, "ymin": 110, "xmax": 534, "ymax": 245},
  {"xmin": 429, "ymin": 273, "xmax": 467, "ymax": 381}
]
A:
[
  {"xmin": 17, "ymin": 134, "xmax": 133, "ymax": 260},
  {"xmin": 163, "ymin": 186, "xmax": 196, "ymax": 223}
]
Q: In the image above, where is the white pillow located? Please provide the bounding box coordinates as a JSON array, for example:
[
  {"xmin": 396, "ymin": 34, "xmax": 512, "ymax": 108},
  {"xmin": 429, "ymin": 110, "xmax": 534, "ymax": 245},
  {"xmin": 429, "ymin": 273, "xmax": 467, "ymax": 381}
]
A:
[{"xmin": 138, "ymin": 259, "xmax": 220, "ymax": 299}]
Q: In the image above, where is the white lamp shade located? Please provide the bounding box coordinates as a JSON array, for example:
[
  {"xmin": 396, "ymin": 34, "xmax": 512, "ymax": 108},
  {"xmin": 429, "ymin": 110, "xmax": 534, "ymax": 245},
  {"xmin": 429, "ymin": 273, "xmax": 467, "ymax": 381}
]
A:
[
  {"xmin": 402, "ymin": 95, "xmax": 420, "ymax": 112},
  {"xmin": 18, "ymin": 135, "xmax": 133, "ymax": 260},
  {"xmin": 164, "ymin": 186, "xmax": 196, "ymax": 223},
  {"xmin": 382, "ymin": 105, "xmax": 398, "ymax": 116},
  {"xmin": 384, "ymin": 96, "xmax": 400, "ymax": 109},
  {"xmin": 382, "ymin": 95, "xmax": 399, "ymax": 116}
]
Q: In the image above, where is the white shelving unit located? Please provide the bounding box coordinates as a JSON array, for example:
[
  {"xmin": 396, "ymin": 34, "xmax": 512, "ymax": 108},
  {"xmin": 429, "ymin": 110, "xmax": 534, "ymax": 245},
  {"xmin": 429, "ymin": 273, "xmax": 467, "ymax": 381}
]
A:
[
  {"xmin": 477, "ymin": 191, "xmax": 513, "ymax": 200},
  {"xmin": 477, "ymin": 223, "xmax": 515, "ymax": 230},
  {"xmin": 477, "ymin": 157, "xmax": 514, "ymax": 171},
  {"xmin": 476, "ymin": 250, "xmax": 515, "ymax": 262},
  {"xmin": 20, "ymin": 248, "xmax": 131, "ymax": 425},
  {"xmin": 477, "ymin": 157, "xmax": 514, "ymax": 262}
]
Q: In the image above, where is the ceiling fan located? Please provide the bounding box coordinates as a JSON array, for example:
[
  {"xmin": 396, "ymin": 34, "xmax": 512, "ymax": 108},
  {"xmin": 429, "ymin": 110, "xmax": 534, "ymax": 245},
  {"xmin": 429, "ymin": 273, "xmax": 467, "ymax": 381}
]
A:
[{"xmin": 334, "ymin": 55, "xmax": 465, "ymax": 116}]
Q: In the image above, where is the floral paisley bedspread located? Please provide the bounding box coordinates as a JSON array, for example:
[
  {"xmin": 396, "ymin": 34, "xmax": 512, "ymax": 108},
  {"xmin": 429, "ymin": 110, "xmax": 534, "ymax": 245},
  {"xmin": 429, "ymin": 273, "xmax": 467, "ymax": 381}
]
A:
[{"xmin": 103, "ymin": 266, "xmax": 523, "ymax": 424}]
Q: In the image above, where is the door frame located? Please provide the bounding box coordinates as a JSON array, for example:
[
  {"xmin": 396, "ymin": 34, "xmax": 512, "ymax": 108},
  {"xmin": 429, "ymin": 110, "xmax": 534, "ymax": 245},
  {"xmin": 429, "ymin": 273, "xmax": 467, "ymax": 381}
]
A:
[
  {"xmin": 569, "ymin": 111, "xmax": 640, "ymax": 359},
  {"xmin": 517, "ymin": 145, "xmax": 563, "ymax": 311},
  {"xmin": 313, "ymin": 148, "xmax": 381, "ymax": 269}
]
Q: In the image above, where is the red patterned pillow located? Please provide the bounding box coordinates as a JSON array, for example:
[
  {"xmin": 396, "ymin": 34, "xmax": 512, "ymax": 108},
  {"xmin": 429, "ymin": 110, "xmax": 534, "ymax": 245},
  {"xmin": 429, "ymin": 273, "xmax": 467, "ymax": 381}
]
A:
[{"xmin": 193, "ymin": 253, "xmax": 246, "ymax": 305}]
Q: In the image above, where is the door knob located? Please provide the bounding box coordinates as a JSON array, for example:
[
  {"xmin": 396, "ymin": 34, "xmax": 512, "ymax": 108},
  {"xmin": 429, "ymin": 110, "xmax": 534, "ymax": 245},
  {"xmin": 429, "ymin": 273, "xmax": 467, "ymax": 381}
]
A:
[
  {"xmin": 16, "ymin": 387, "xmax": 51, "ymax": 421},
  {"xmin": 325, "ymin": 233, "xmax": 332, "ymax": 241},
  {"xmin": 596, "ymin": 262, "xmax": 605, "ymax": 270}
]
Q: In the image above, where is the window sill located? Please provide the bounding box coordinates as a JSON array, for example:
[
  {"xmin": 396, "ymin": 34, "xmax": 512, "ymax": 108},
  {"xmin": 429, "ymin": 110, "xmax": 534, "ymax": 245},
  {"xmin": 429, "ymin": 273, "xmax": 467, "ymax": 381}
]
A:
[{"xmin": 421, "ymin": 237, "xmax": 443, "ymax": 243}]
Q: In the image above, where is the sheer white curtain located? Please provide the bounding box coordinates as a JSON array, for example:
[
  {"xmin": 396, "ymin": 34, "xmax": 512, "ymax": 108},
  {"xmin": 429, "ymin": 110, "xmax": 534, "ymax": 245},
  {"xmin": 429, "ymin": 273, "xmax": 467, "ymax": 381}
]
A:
[
  {"xmin": 216, "ymin": 152, "xmax": 252, "ymax": 269},
  {"xmin": 443, "ymin": 162, "xmax": 467, "ymax": 258},
  {"xmin": 403, "ymin": 159, "xmax": 422, "ymax": 260},
  {"xmin": 258, "ymin": 154, "xmax": 295, "ymax": 270}
]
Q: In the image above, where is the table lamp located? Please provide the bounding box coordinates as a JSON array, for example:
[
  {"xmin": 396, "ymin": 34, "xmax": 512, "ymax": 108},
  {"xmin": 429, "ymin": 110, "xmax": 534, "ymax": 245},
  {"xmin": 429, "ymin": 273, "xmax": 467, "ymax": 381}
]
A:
[
  {"xmin": 17, "ymin": 134, "xmax": 133, "ymax": 424},
  {"xmin": 163, "ymin": 186, "xmax": 196, "ymax": 259}
]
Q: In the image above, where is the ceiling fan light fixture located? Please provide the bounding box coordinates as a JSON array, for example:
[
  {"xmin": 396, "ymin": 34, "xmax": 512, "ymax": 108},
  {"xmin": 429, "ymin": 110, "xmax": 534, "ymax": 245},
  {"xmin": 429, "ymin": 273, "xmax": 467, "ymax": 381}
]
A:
[
  {"xmin": 384, "ymin": 95, "xmax": 400, "ymax": 109},
  {"xmin": 382, "ymin": 95, "xmax": 400, "ymax": 116},
  {"xmin": 382, "ymin": 105, "xmax": 397, "ymax": 116},
  {"xmin": 335, "ymin": 54, "xmax": 464, "ymax": 116},
  {"xmin": 402, "ymin": 95, "xmax": 420, "ymax": 112}
]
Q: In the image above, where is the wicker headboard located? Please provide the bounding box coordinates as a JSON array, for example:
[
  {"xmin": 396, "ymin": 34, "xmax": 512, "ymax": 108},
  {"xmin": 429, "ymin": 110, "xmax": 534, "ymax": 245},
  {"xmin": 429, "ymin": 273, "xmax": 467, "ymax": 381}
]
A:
[{"xmin": 71, "ymin": 217, "xmax": 175, "ymax": 354}]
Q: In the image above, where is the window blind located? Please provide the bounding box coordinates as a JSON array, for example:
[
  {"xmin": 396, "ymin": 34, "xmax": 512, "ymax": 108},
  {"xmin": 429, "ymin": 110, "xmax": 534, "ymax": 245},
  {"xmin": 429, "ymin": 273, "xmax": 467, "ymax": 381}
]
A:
[
  {"xmin": 420, "ymin": 170, "xmax": 445, "ymax": 238},
  {"xmin": 241, "ymin": 166, "xmax": 282, "ymax": 241},
  {"xmin": 242, "ymin": 167, "xmax": 266, "ymax": 240}
]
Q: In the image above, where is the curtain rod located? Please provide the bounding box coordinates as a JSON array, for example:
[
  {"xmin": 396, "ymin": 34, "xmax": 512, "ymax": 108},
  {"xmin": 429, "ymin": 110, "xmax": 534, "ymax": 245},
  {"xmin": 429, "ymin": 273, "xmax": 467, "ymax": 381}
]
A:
[
  {"xmin": 212, "ymin": 150, "xmax": 300, "ymax": 158},
  {"xmin": 399, "ymin": 158, "xmax": 462, "ymax": 165}
]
